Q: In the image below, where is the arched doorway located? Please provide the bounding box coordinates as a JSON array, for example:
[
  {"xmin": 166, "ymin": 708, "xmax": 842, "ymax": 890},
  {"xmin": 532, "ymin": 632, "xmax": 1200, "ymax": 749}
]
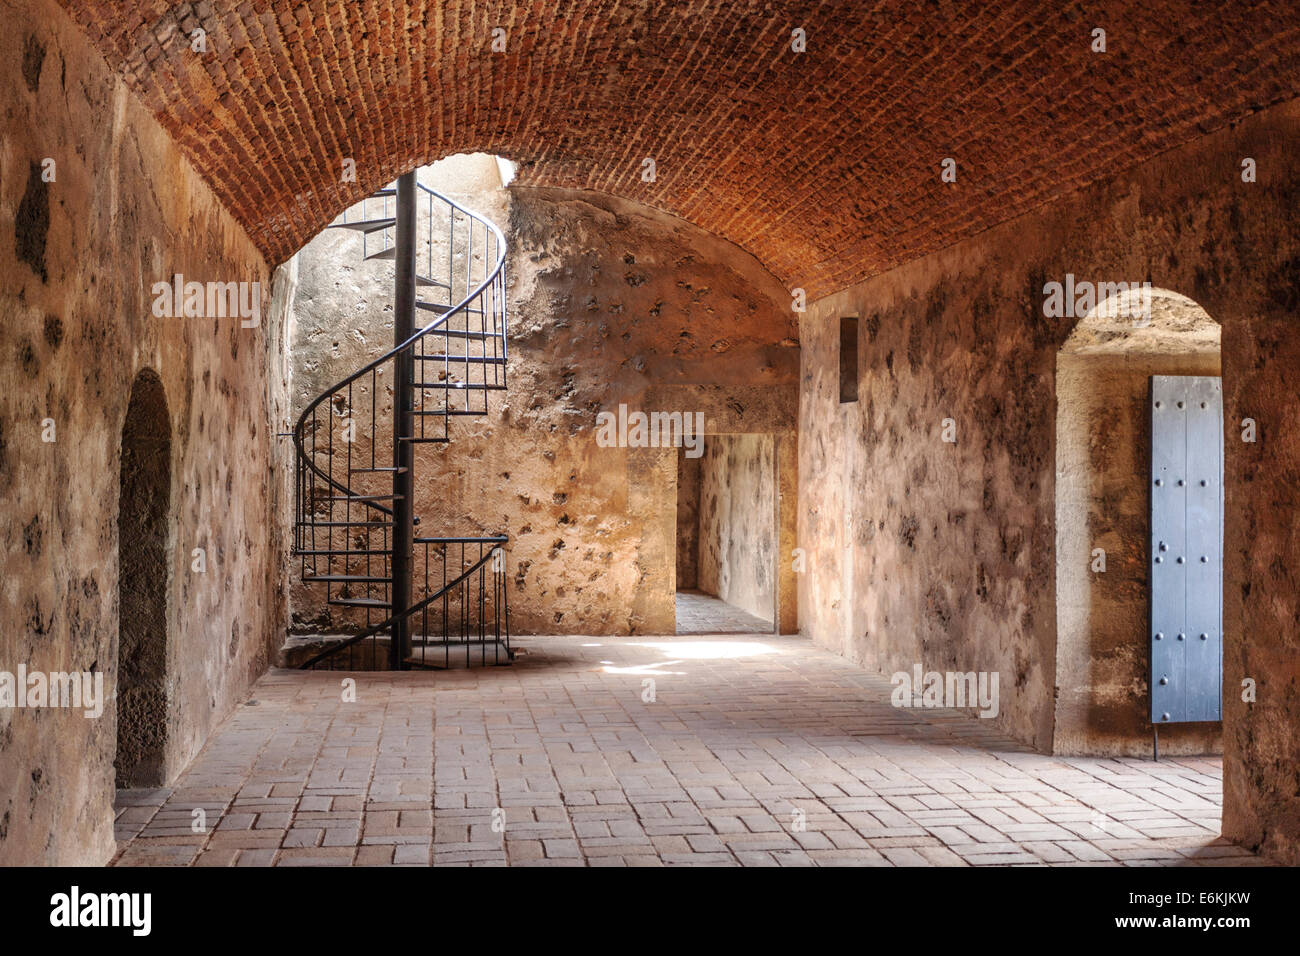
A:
[
  {"xmin": 115, "ymin": 368, "xmax": 173, "ymax": 787},
  {"xmin": 1054, "ymin": 288, "xmax": 1222, "ymax": 757}
]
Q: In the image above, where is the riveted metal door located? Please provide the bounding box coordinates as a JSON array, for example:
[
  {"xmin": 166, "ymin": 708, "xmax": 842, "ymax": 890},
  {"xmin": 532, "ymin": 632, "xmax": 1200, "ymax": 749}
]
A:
[{"xmin": 1150, "ymin": 376, "xmax": 1223, "ymax": 724}]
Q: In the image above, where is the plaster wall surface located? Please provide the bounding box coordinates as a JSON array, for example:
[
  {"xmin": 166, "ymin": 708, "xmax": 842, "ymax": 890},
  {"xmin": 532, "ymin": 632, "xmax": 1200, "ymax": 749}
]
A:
[
  {"xmin": 0, "ymin": 0, "xmax": 285, "ymax": 865},
  {"xmin": 798, "ymin": 98, "xmax": 1300, "ymax": 863}
]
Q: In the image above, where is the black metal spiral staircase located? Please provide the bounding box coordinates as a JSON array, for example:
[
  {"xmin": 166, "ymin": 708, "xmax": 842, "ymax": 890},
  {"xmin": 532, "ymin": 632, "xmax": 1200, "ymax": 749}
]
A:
[{"xmin": 291, "ymin": 171, "xmax": 510, "ymax": 670}]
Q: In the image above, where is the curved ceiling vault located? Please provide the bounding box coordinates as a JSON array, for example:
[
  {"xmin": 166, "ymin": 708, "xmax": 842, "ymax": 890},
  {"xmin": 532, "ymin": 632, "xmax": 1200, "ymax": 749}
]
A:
[{"xmin": 57, "ymin": 1, "xmax": 1300, "ymax": 298}]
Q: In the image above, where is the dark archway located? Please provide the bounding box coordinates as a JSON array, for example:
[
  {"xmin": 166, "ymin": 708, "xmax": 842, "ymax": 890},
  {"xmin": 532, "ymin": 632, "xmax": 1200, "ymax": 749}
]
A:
[{"xmin": 115, "ymin": 368, "xmax": 172, "ymax": 788}]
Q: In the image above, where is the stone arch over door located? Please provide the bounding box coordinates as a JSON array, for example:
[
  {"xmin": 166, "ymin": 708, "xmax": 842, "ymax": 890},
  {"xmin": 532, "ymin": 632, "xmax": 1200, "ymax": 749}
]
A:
[
  {"xmin": 115, "ymin": 368, "xmax": 173, "ymax": 788},
  {"xmin": 1054, "ymin": 287, "xmax": 1222, "ymax": 757}
]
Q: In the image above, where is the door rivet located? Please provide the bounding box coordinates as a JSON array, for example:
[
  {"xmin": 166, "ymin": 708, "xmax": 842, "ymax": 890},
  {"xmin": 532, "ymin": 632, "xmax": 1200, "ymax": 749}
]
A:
[
  {"xmin": 1177, "ymin": 633, "xmax": 1186, "ymax": 641},
  {"xmin": 1200, "ymin": 555, "xmax": 1208, "ymax": 563},
  {"xmin": 1162, "ymin": 712, "xmax": 1171, "ymax": 721},
  {"xmin": 1176, "ymin": 556, "xmax": 1184, "ymax": 564},
  {"xmin": 1200, "ymin": 479, "xmax": 1208, "ymax": 486},
  {"xmin": 1154, "ymin": 478, "xmax": 1163, "ymax": 487},
  {"xmin": 1200, "ymin": 633, "xmax": 1208, "ymax": 640},
  {"xmin": 1155, "ymin": 632, "xmax": 1164, "ymax": 640},
  {"xmin": 1177, "ymin": 479, "xmax": 1185, "ymax": 486},
  {"xmin": 1159, "ymin": 677, "xmax": 1168, "ymax": 685}
]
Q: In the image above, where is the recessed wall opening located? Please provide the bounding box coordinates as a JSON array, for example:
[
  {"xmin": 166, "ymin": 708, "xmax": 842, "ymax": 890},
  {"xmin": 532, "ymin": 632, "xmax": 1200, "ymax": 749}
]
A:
[
  {"xmin": 674, "ymin": 437, "xmax": 778, "ymax": 635},
  {"xmin": 839, "ymin": 316, "xmax": 859, "ymax": 404},
  {"xmin": 1054, "ymin": 288, "xmax": 1222, "ymax": 758},
  {"xmin": 115, "ymin": 368, "xmax": 173, "ymax": 788}
]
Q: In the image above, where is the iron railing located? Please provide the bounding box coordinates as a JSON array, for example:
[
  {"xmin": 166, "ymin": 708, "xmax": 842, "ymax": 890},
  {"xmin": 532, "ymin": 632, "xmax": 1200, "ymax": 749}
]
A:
[{"xmin": 291, "ymin": 176, "xmax": 510, "ymax": 669}]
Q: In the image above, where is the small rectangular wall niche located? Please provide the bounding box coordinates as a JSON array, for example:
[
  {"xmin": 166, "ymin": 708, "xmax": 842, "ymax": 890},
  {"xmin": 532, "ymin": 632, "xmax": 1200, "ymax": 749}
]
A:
[{"xmin": 839, "ymin": 316, "xmax": 859, "ymax": 404}]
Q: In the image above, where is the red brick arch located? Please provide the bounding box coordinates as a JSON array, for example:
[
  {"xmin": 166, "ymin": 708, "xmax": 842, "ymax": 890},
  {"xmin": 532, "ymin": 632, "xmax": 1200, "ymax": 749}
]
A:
[{"xmin": 58, "ymin": 1, "xmax": 1300, "ymax": 295}]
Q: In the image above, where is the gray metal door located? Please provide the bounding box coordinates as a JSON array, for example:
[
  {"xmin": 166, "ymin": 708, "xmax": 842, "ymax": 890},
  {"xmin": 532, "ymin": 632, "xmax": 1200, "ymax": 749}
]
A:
[{"xmin": 1150, "ymin": 376, "xmax": 1223, "ymax": 724}]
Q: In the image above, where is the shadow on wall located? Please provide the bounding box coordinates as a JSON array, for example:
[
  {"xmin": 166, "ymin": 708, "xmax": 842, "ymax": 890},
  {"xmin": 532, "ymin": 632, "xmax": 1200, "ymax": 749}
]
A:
[
  {"xmin": 1054, "ymin": 288, "xmax": 1221, "ymax": 757},
  {"xmin": 116, "ymin": 369, "xmax": 173, "ymax": 787}
]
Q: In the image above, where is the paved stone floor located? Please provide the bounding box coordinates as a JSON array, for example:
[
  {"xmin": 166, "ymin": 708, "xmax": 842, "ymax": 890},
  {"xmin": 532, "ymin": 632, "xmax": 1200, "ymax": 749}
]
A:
[
  {"xmin": 675, "ymin": 590, "xmax": 773, "ymax": 635},
  {"xmin": 112, "ymin": 634, "xmax": 1263, "ymax": 867}
]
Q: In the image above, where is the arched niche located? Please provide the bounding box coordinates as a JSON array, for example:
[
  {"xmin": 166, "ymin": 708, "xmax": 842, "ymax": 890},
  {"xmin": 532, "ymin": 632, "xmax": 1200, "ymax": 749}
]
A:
[{"xmin": 115, "ymin": 368, "xmax": 174, "ymax": 788}]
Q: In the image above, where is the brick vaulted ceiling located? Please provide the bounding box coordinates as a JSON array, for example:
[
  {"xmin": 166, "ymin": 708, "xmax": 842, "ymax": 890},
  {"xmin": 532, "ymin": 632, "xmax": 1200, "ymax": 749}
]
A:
[{"xmin": 57, "ymin": 1, "xmax": 1300, "ymax": 298}]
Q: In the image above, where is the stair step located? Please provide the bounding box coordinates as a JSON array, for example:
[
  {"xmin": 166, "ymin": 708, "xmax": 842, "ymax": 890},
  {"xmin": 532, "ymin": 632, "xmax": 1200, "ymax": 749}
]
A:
[
  {"xmin": 398, "ymin": 436, "xmax": 450, "ymax": 444},
  {"xmin": 414, "ymin": 355, "xmax": 507, "ymax": 365},
  {"xmin": 326, "ymin": 217, "xmax": 395, "ymax": 234},
  {"xmin": 305, "ymin": 574, "xmax": 391, "ymax": 583},
  {"xmin": 371, "ymin": 188, "xmax": 396, "ymax": 197},
  {"xmin": 308, "ymin": 520, "xmax": 391, "ymax": 527},
  {"xmin": 326, "ymin": 493, "xmax": 404, "ymax": 502},
  {"xmin": 403, "ymin": 644, "xmax": 514, "ymax": 669},
  {"xmin": 411, "ymin": 381, "xmax": 505, "ymax": 390},
  {"xmin": 296, "ymin": 548, "xmax": 393, "ymax": 556},
  {"xmin": 358, "ymin": 252, "xmax": 449, "ymax": 288},
  {"xmin": 416, "ymin": 301, "xmax": 485, "ymax": 317},
  {"xmin": 328, "ymin": 597, "xmax": 392, "ymax": 609},
  {"xmin": 349, "ymin": 466, "xmax": 408, "ymax": 474},
  {"xmin": 415, "ymin": 327, "xmax": 498, "ymax": 340},
  {"xmin": 412, "ymin": 409, "xmax": 488, "ymax": 417}
]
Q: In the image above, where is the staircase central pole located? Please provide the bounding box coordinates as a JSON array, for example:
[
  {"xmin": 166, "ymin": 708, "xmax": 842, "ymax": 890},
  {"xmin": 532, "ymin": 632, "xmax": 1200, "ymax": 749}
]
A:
[{"xmin": 391, "ymin": 171, "xmax": 418, "ymax": 669}]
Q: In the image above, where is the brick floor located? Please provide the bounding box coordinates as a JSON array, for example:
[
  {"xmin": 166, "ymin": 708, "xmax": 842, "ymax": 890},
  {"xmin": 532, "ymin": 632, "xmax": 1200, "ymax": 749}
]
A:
[
  {"xmin": 675, "ymin": 590, "xmax": 773, "ymax": 635},
  {"xmin": 111, "ymin": 635, "xmax": 1263, "ymax": 867}
]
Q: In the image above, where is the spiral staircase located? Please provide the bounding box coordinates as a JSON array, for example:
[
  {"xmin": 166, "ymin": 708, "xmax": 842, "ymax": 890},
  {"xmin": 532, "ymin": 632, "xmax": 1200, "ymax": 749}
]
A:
[{"xmin": 291, "ymin": 171, "xmax": 510, "ymax": 669}]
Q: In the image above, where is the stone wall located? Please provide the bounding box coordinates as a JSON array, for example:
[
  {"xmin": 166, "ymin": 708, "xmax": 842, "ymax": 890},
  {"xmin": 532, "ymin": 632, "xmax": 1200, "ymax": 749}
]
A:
[
  {"xmin": 286, "ymin": 158, "xmax": 799, "ymax": 636},
  {"xmin": 798, "ymin": 97, "xmax": 1300, "ymax": 862},
  {"xmin": 0, "ymin": 0, "xmax": 284, "ymax": 865},
  {"xmin": 698, "ymin": 434, "xmax": 776, "ymax": 623}
]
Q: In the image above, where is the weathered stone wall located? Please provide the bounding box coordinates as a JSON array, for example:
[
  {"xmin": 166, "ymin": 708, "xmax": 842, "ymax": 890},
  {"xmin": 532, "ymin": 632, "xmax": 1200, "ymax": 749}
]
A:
[
  {"xmin": 798, "ymin": 97, "xmax": 1300, "ymax": 862},
  {"xmin": 698, "ymin": 434, "xmax": 776, "ymax": 623},
  {"xmin": 0, "ymin": 0, "xmax": 284, "ymax": 865},
  {"xmin": 287, "ymin": 159, "xmax": 799, "ymax": 636}
]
